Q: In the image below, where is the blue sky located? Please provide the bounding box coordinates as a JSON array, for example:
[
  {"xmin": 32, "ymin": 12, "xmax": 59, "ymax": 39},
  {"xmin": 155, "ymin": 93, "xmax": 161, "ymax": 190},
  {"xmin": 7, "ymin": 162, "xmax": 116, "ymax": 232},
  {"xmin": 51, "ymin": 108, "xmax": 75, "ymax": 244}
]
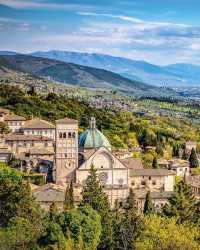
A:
[{"xmin": 0, "ymin": 0, "xmax": 200, "ymax": 64}]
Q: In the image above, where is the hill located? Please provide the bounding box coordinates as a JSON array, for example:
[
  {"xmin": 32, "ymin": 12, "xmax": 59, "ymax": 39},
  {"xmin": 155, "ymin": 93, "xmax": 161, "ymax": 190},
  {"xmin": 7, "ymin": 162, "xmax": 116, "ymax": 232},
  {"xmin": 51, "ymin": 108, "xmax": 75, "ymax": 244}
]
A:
[
  {"xmin": 0, "ymin": 54, "xmax": 176, "ymax": 98},
  {"xmin": 31, "ymin": 50, "xmax": 200, "ymax": 87}
]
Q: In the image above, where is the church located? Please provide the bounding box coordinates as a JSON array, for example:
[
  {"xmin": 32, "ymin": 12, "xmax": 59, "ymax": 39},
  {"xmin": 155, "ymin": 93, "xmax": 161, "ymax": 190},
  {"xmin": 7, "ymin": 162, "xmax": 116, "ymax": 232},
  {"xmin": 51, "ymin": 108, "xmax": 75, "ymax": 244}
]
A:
[{"xmin": 55, "ymin": 116, "xmax": 129, "ymax": 206}]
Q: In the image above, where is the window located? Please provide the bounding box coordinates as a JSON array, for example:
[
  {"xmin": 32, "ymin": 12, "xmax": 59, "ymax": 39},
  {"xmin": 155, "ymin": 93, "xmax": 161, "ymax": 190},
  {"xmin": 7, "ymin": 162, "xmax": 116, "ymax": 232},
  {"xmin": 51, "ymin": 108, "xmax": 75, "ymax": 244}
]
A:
[
  {"xmin": 152, "ymin": 181, "xmax": 156, "ymax": 185},
  {"xmin": 131, "ymin": 181, "xmax": 135, "ymax": 186},
  {"xmin": 45, "ymin": 142, "xmax": 48, "ymax": 147},
  {"xmin": 72, "ymin": 132, "xmax": 76, "ymax": 138},
  {"xmin": 23, "ymin": 142, "xmax": 27, "ymax": 147},
  {"xmin": 149, "ymin": 176, "xmax": 151, "ymax": 180},
  {"xmin": 59, "ymin": 132, "xmax": 62, "ymax": 139},
  {"xmin": 63, "ymin": 132, "xmax": 67, "ymax": 139},
  {"xmin": 31, "ymin": 142, "xmax": 34, "ymax": 147},
  {"xmin": 65, "ymin": 154, "xmax": 67, "ymax": 158},
  {"xmin": 141, "ymin": 181, "xmax": 146, "ymax": 186},
  {"xmin": 68, "ymin": 132, "xmax": 72, "ymax": 138}
]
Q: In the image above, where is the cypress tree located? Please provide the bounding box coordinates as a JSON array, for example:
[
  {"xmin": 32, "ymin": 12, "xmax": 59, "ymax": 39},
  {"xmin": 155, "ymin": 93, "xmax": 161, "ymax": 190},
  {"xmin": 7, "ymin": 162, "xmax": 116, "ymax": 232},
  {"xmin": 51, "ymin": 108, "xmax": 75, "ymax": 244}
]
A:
[
  {"xmin": 81, "ymin": 165, "xmax": 113, "ymax": 250},
  {"xmin": 116, "ymin": 189, "xmax": 143, "ymax": 250},
  {"xmin": 162, "ymin": 178, "xmax": 199, "ymax": 223},
  {"xmin": 182, "ymin": 148, "xmax": 188, "ymax": 160},
  {"xmin": 152, "ymin": 157, "xmax": 159, "ymax": 169},
  {"xmin": 143, "ymin": 191, "xmax": 155, "ymax": 215},
  {"xmin": 189, "ymin": 148, "xmax": 199, "ymax": 168},
  {"xmin": 64, "ymin": 181, "xmax": 74, "ymax": 210}
]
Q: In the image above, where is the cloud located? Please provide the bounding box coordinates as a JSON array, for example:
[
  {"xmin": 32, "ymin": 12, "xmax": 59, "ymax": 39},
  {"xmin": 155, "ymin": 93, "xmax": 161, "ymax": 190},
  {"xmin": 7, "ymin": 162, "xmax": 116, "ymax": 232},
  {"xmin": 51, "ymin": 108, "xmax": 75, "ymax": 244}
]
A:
[{"xmin": 0, "ymin": 0, "xmax": 92, "ymax": 11}]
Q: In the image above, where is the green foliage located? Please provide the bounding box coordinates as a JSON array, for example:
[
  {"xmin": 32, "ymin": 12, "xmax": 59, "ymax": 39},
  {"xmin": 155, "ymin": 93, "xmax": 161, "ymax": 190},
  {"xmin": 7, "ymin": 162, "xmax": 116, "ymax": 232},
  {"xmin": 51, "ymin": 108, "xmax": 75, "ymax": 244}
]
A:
[
  {"xmin": 152, "ymin": 157, "xmax": 159, "ymax": 169},
  {"xmin": 143, "ymin": 191, "xmax": 155, "ymax": 215},
  {"xmin": 189, "ymin": 148, "xmax": 199, "ymax": 168},
  {"xmin": 135, "ymin": 215, "xmax": 200, "ymax": 250},
  {"xmin": 64, "ymin": 181, "xmax": 74, "ymax": 211},
  {"xmin": 81, "ymin": 165, "xmax": 113, "ymax": 250},
  {"xmin": 0, "ymin": 121, "xmax": 10, "ymax": 134},
  {"xmin": 162, "ymin": 178, "xmax": 199, "ymax": 223}
]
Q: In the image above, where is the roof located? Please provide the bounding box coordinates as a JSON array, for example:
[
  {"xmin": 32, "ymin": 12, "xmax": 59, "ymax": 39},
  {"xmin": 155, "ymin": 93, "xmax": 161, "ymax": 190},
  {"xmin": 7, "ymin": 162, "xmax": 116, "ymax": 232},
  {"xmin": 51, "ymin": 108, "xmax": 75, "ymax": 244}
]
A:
[
  {"xmin": 56, "ymin": 117, "xmax": 78, "ymax": 125},
  {"xmin": 5, "ymin": 133, "xmax": 53, "ymax": 141},
  {"xmin": 129, "ymin": 169, "xmax": 176, "ymax": 177},
  {"xmin": 169, "ymin": 159, "xmax": 189, "ymax": 168},
  {"xmin": 23, "ymin": 119, "xmax": 55, "ymax": 129},
  {"xmin": 79, "ymin": 128, "xmax": 111, "ymax": 149},
  {"xmin": 121, "ymin": 158, "xmax": 143, "ymax": 169},
  {"xmin": 135, "ymin": 190, "xmax": 173, "ymax": 199},
  {"xmin": 0, "ymin": 148, "xmax": 12, "ymax": 154},
  {"xmin": 0, "ymin": 108, "xmax": 10, "ymax": 114},
  {"xmin": 4, "ymin": 114, "xmax": 26, "ymax": 121}
]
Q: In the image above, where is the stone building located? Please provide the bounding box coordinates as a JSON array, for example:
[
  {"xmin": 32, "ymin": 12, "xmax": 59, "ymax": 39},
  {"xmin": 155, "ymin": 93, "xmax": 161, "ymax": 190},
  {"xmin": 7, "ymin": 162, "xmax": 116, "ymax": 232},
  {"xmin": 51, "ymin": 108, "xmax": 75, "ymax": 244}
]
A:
[
  {"xmin": 169, "ymin": 159, "xmax": 190, "ymax": 177},
  {"xmin": 55, "ymin": 117, "xmax": 78, "ymax": 184},
  {"xmin": 22, "ymin": 118, "xmax": 55, "ymax": 140},
  {"xmin": 4, "ymin": 114, "xmax": 26, "ymax": 133}
]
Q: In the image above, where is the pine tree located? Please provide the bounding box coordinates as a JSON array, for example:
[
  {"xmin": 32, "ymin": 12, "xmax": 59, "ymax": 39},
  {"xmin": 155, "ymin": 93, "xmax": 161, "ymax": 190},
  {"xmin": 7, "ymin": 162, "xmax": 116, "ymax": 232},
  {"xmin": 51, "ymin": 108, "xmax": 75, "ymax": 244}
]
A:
[
  {"xmin": 64, "ymin": 181, "xmax": 74, "ymax": 210},
  {"xmin": 162, "ymin": 178, "xmax": 199, "ymax": 223},
  {"xmin": 116, "ymin": 189, "xmax": 143, "ymax": 250},
  {"xmin": 189, "ymin": 148, "xmax": 199, "ymax": 168},
  {"xmin": 81, "ymin": 165, "xmax": 113, "ymax": 250},
  {"xmin": 152, "ymin": 157, "xmax": 159, "ymax": 169},
  {"xmin": 49, "ymin": 202, "xmax": 59, "ymax": 221},
  {"xmin": 143, "ymin": 191, "xmax": 155, "ymax": 215}
]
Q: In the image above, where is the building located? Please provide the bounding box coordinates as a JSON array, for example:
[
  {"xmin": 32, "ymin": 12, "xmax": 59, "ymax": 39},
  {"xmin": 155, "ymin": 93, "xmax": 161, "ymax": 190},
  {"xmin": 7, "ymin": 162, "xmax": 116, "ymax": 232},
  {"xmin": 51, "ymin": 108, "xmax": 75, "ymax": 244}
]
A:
[
  {"xmin": 129, "ymin": 169, "xmax": 175, "ymax": 192},
  {"xmin": 5, "ymin": 133, "xmax": 54, "ymax": 156},
  {"xmin": 0, "ymin": 148, "xmax": 12, "ymax": 163},
  {"xmin": 169, "ymin": 159, "xmax": 190, "ymax": 177},
  {"xmin": 185, "ymin": 141, "xmax": 197, "ymax": 152},
  {"xmin": 55, "ymin": 117, "xmax": 78, "ymax": 184},
  {"xmin": 188, "ymin": 176, "xmax": 200, "ymax": 200},
  {"xmin": 4, "ymin": 114, "xmax": 26, "ymax": 133},
  {"xmin": 22, "ymin": 118, "xmax": 55, "ymax": 140}
]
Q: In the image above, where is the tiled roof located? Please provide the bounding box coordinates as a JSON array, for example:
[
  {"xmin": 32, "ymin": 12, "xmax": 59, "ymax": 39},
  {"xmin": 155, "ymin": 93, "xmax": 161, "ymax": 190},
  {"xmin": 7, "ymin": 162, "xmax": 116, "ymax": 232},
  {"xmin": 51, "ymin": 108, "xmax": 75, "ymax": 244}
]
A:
[
  {"xmin": 23, "ymin": 119, "xmax": 55, "ymax": 129},
  {"xmin": 129, "ymin": 169, "xmax": 176, "ymax": 177},
  {"xmin": 5, "ymin": 133, "xmax": 53, "ymax": 141},
  {"xmin": 0, "ymin": 108, "xmax": 10, "ymax": 114},
  {"xmin": 56, "ymin": 117, "xmax": 78, "ymax": 125},
  {"xmin": 4, "ymin": 114, "xmax": 26, "ymax": 121},
  {"xmin": 135, "ymin": 190, "xmax": 173, "ymax": 199},
  {"xmin": 121, "ymin": 158, "xmax": 143, "ymax": 169}
]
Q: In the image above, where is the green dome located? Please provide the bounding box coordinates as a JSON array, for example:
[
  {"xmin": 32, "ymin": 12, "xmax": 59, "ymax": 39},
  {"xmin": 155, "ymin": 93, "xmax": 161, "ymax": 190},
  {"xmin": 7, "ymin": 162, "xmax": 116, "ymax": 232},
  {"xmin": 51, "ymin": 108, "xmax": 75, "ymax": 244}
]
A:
[{"xmin": 79, "ymin": 117, "xmax": 111, "ymax": 150}]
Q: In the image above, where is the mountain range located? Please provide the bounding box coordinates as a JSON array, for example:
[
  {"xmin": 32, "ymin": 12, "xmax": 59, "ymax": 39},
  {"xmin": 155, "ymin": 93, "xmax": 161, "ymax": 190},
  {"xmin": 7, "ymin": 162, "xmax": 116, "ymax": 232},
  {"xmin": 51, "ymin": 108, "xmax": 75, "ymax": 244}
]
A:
[
  {"xmin": 1, "ymin": 54, "xmax": 172, "ymax": 98},
  {"xmin": 30, "ymin": 50, "xmax": 200, "ymax": 87}
]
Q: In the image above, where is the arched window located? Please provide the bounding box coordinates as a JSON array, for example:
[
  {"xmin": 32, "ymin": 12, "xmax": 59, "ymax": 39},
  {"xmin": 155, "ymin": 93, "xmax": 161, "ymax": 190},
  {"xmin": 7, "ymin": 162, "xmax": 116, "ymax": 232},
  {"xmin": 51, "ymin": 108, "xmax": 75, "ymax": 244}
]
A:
[
  {"xmin": 59, "ymin": 132, "xmax": 62, "ymax": 139},
  {"xmin": 63, "ymin": 132, "xmax": 66, "ymax": 138},
  {"xmin": 68, "ymin": 132, "xmax": 72, "ymax": 138},
  {"xmin": 72, "ymin": 132, "xmax": 76, "ymax": 138}
]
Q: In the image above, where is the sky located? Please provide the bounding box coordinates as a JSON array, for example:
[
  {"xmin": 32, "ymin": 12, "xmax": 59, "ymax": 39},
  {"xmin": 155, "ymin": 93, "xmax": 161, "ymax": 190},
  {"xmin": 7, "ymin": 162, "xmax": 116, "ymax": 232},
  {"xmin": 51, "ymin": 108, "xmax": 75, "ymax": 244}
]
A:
[{"xmin": 0, "ymin": 0, "xmax": 200, "ymax": 65}]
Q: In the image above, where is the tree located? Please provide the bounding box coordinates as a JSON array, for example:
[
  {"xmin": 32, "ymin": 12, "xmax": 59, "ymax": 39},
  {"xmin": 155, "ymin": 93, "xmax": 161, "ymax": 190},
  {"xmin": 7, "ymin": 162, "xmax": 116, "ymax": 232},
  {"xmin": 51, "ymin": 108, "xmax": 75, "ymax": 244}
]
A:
[
  {"xmin": 64, "ymin": 181, "xmax": 74, "ymax": 210},
  {"xmin": 189, "ymin": 148, "xmax": 199, "ymax": 168},
  {"xmin": 152, "ymin": 157, "xmax": 159, "ymax": 169},
  {"xmin": 0, "ymin": 121, "xmax": 10, "ymax": 134},
  {"xmin": 81, "ymin": 165, "xmax": 113, "ymax": 250},
  {"xmin": 162, "ymin": 178, "xmax": 199, "ymax": 224},
  {"xmin": 143, "ymin": 191, "xmax": 155, "ymax": 215},
  {"xmin": 135, "ymin": 215, "xmax": 200, "ymax": 250},
  {"xmin": 116, "ymin": 189, "xmax": 143, "ymax": 250},
  {"xmin": 182, "ymin": 147, "xmax": 189, "ymax": 160},
  {"xmin": 0, "ymin": 164, "xmax": 42, "ymax": 228}
]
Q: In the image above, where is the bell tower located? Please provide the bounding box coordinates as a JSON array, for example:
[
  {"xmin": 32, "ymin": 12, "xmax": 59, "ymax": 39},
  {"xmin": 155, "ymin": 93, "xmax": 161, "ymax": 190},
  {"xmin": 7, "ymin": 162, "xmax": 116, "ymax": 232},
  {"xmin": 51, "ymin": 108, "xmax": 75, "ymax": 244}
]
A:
[{"xmin": 55, "ymin": 117, "xmax": 78, "ymax": 185}]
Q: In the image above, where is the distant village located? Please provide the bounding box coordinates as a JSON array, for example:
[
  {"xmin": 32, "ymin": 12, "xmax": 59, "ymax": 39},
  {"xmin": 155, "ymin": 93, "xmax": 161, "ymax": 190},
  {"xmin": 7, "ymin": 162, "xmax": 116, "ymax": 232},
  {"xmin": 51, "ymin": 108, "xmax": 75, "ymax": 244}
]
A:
[{"xmin": 0, "ymin": 107, "xmax": 199, "ymax": 212}]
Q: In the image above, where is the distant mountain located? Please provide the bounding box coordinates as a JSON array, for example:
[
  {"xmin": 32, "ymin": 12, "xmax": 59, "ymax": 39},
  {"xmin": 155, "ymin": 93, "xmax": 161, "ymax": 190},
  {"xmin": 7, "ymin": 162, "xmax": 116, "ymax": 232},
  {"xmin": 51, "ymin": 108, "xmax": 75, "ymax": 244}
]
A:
[
  {"xmin": 31, "ymin": 50, "xmax": 200, "ymax": 87},
  {"xmin": 0, "ymin": 51, "xmax": 18, "ymax": 56},
  {"xmin": 0, "ymin": 54, "xmax": 160, "ymax": 96}
]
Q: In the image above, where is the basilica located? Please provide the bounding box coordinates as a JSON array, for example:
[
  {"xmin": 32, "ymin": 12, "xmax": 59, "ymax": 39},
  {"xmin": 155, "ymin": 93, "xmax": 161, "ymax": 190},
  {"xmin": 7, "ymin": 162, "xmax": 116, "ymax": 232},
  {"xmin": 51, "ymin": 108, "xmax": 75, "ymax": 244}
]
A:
[{"xmin": 0, "ymin": 108, "xmax": 176, "ymax": 211}]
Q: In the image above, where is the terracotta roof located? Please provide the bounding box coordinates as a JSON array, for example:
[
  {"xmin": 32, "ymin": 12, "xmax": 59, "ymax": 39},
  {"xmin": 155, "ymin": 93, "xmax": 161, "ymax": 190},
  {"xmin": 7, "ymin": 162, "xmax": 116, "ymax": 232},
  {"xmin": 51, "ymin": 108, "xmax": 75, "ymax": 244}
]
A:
[
  {"xmin": 56, "ymin": 117, "xmax": 78, "ymax": 125},
  {"xmin": 121, "ymin": 158, "xmax": 143, "ymax": 169},
  {"xmin": 129, "ymin": 169, "xmax": 176, "ymax": 177},
  {"xmin": 169, "ymin": 159, "xmax": 189, "ymax": 168},
  {"xmin": 5, "ymin": 133, "xmax": 53, "ymax": 141},
  {"xmin": 4, "ymin": 114, "xmax": 26, "ymax": 121},
  {"xmin": 0, "ymin": 108, "xmax": 10, "ymax": 114},
  {"xmin": 134, "ymin": 190, "xmax": 173, "ymax": 199},
  {"xmin": 23, "ymin": 119, "xmax": 55, "ymax": 129}
]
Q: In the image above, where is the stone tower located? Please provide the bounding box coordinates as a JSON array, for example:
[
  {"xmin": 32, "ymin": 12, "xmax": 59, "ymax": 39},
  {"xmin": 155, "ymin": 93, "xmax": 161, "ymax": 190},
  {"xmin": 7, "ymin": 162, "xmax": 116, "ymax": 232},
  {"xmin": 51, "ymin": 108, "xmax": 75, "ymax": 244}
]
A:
[{"xmin": 55, "ymin": 117, "xmax": 78, "ymax": 185}]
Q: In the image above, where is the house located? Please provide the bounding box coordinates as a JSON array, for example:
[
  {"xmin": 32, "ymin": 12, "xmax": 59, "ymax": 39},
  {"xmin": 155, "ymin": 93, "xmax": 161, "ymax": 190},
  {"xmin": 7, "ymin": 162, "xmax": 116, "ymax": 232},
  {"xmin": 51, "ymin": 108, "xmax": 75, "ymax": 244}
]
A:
[
  {"xmin": 188, "ymin": 176, "xmax": 200, "ymax": 200},
  {"xmin": 4, "ymin": 114, "xmax": 26, "ymax": 132},
  {"xmin": 113, "ymin": 149, "xmax": 133, "ymax": 159},
  {"xmin": 135, "ymin": 190, "xmax": 173, "ymax": 212},
  {"xmin": 0, "ymin": 148, "xmax": 12, "ymax": 163},
  {"xmin": 185, "ymin": 141, "xmax": 197, "ymax": 152},
  {"xmin": 129, "ymin": 169, "xmax": 175, "ymax": 192},
  {"xmin": 22, "ymin": 118, "xmax": 55, "ymax": 140},
  {"xmin": 5, "ymin": 133, "xmax": 54, "ymax": 156},
  {"xmin": 169, "ymin": 158, "xmax": 190, "ymax": 177}
]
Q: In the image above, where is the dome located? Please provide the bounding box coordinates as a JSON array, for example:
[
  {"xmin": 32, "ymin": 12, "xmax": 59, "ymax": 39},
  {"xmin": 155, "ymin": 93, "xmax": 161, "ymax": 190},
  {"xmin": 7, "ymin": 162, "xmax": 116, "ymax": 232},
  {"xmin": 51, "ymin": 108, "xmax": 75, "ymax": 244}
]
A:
[{"xmin": 79, "ymin": 117, "xmax": 111, "ymax": 150}]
